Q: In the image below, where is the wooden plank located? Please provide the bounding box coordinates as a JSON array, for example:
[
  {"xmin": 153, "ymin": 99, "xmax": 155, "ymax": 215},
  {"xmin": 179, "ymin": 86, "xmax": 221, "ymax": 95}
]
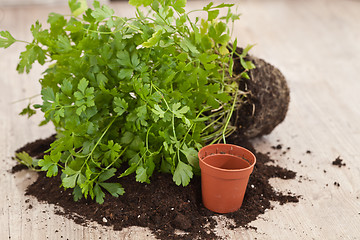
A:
[
  {"xmin": 237, "ymin": 0, "xmax": 360, "ymax": 239},
  {"xmin": 0, "ymin": 0, "xmax": 359, "ymax": 239}
]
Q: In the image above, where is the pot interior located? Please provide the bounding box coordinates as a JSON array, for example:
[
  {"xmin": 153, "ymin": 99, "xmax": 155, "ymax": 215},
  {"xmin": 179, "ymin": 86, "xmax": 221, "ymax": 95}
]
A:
[{"xmin": 203, "ymin": 154, "xmax": 250, "ymax": 170}]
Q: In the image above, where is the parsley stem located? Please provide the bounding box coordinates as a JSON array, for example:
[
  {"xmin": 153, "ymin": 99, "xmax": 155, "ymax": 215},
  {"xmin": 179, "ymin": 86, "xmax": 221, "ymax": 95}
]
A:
[
  {"xmin": 145, "ymin": 125, "xmax": 153, "ymax": 152},
  {"xmin": 200, "ymin": 114, "xmax": 224, "ymax": 134},
  {"xmin": 80, "ymin": 117, "xmax": 117, "ymax": 171},
  {"xmin": 222, "ymin": 89, "xmax": 238, "ymax": 144},
  {"xmin": 85, "ymin": 146, "xmax": 128, "ymax": 189},
  {"xmin": 11, "ymin": 94, "xmax": 40, "ymax": 104},
  {"xmin": 172, "ymin": 113, "xmax": 181, "ymax": 167},
  {"xmin": 15, "ymin": 40, "xmax": 32, "ymax": 44}
]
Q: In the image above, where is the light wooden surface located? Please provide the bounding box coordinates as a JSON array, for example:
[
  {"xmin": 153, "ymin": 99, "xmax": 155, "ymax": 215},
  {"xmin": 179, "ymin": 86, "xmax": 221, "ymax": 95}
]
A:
[{"xmin": 1, "ymin": 0, "xmax": 360, "ymax": 239}]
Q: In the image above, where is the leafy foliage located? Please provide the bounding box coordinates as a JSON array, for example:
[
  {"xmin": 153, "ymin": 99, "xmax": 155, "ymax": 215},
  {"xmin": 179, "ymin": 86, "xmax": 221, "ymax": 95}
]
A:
[{"xmin": 2, "ymin": 0, "xmax": 255, "ymax": 203}]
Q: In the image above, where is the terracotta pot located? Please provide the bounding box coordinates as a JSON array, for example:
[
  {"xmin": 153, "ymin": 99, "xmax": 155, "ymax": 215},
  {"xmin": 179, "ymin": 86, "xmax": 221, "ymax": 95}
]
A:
[{"xmin": 198, "ymin": 144, "xmax": 256, "ymax": 213}]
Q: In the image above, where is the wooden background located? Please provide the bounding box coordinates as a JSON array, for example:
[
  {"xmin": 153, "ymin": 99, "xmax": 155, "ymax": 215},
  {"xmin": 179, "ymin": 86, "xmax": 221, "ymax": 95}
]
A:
[{"xmin": 1, "ymin": 0, "xmax": 359, "ymax": 239}]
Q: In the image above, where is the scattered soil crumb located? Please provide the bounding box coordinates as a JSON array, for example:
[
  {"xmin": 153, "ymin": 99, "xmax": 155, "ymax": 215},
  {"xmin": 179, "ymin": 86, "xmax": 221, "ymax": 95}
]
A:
[
  {"xmin": 334, "ymin": 182, "xmax": 340, "ymax": 187},
  {"xmin": 13, "ymin": 134, "xmax": 300, "ymax": 240},
  {"xmin": 332, "ymin": 156, "xmax": 346, "ymax": 168},
  {"xmin": 272, "ymin": 144, "xmax": 282, "ymax": 150},
  {"xmin": 306, "ymin": 150, "xmax": 311, "ymax": 154}
]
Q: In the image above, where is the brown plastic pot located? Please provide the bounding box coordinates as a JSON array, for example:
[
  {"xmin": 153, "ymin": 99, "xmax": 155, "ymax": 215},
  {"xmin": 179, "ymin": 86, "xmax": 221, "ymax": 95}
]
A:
[{"xmin": 198, "ymin": 144, "xmax": 256, "ymax": 213}]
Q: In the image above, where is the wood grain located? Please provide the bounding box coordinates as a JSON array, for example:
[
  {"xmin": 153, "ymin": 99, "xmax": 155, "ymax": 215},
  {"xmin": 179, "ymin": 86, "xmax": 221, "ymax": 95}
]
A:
[{"xmin": 1, "ymin": 0, "xmax": 359, "ymax": 239}]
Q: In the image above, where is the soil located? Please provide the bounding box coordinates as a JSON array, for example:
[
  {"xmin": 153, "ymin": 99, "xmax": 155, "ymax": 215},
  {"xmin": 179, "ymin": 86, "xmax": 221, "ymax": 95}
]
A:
[
  {"xmin": 332, "ymin": 156, "xmax": 346, "ymax": 168},
  {"xmin": 14, "ymin": 133, "xmax": 299, "ymax": 240},
  {"xmin": 234, "ymin": 48, "xmax": 290, "ymax": 139}
]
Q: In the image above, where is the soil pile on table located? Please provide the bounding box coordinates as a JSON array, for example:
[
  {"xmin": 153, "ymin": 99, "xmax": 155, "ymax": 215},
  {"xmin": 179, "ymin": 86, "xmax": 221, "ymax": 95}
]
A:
[{"xmin": 14, "ymin": 133, "xmax": 299, "ymax": 240}]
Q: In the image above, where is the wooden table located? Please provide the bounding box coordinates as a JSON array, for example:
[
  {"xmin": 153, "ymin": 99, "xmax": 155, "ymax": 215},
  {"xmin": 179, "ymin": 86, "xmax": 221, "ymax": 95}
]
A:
[{"xmin": 1, "ymin": 0, "xmax": 359, "ymax": 239}]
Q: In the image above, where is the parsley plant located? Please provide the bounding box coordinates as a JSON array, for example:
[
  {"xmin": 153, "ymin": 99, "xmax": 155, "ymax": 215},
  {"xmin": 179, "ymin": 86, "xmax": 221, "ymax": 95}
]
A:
[{"xmin": 1, "ymin": 0, "xmax": 255, "ymax": 203}]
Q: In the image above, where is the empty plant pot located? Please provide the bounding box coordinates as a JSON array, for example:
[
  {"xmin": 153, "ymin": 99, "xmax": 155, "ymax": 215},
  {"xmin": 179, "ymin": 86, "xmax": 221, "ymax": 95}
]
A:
[{"xmin": 198, "ymin": 144, "xmax": 256, "ymax": 213}]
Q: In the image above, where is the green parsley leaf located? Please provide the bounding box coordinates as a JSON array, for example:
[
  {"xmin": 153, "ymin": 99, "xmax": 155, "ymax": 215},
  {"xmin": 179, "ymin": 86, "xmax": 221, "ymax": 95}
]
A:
[
  {"xmin": 77, "ymin": 78, "xmax": 89, "ymax": 93},
  {"xmin": 61, "ymin": 79, "xmax": 73, "ymax": 96},
  {"xmin": 114, "ymin": 97, "xmax": 128, "ymax": 116},
  {"xmin": 116, "ymin": 51, "xmax": 132, "ymax": 67},
  {"xmin": 180, "ymin": 37, "xmax": 199, "ymax": 54},
  {"xmin": 120, "ymin": 131, "xmax": 135, "ymax": 145},
  {"xmin": 91, "ymin": 4, "xmax": 114, "ymax": 22},
  {"xmin": 129, "ymin": 0, "xmax": 153, "ymax": 7},
  {"xmin": 99, "ymin": 182, "xmax": 125, "ymax": 197},
  {"xmin": 19, "ymin": 103, "xmax": 36, "ymax": 118},
  {"xmin": 207, "ymin": 10, "xmax": 219, "ymax": 21},
  {"xmin": 142, "ymin": 29, "xmax": 162, "ymax": 48},
  {"xmin": 240, "ymin": 44, "xmax": 255, "ymax": 58},
  {"xmin": 42, "ymin": 87, "xmax": 55, "ymax": 102},
  {"xmin": 98, "ymin": 168, "xmax": 117, "ymax": 182},
  {"xmin": 94, "ymin": 183, "xmax": 106, "ymax": 204},
  {"xmin": 135, "ymin": 165, "xmax": 148, "ymax": 183},
  {"xmin": 62, "ymin": 172, "xmax": 79, "ymax": 188},
  {"xmin": 0, "ymin": 31, "xmax": 16, "ymax": 49},
  {"xmin": 38, "ymin": 154, "xmax": 60, "ymax": 177},
  {"xmin": 173, "ymin": 161, "xmax": 193, "ymax": 186},
  {"xmin": 151, "ymin": 104, "xmax": 165, "ymax": 119},
  {"xmin": 73, "ymin": 186, "xmax": 83, "ymax": 201},
  {"xmin": 96, "ymin": 73, "xmax": 108, "ymax": 89},
  {"xmin": 69, "ymin": 0, "xmax": 88, "ymax": 17},
  {"xmin": 119, "ymin": 163, "xmax": 139, "ymax": 177},
  {"xmin": 173, "ymin": 0, "xmax": 186, "ymax": 14},
  {"xmin": 17, "ymin": 45, "xmax": 46, "ymax": 73},
  {"xmin": 118, "ymin": 69, "xmax": 133, "ymax": 80},
  {"xmin": 57, "ymin": 35, "xmax": 72, "ymax": 53},
  {"xmin": 15, "ymin": 151, "xmax": 39, "ymax": 170},
  {"xmin": 181, "ymin": 147, "xmax": 199, "ymax": 168},
  {"xmin": 203, "ymin": 2, "xmax": 213, "ymax": 11},
  {"xmin": 172, "ymin": 103, "xmax": 189, "ymax": 119}
]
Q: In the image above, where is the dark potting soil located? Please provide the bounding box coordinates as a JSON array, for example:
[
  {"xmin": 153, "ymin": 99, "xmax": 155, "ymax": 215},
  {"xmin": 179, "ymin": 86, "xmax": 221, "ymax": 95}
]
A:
[
  {"xmin": 13, "ymin": 135, "xmax": 299, "ymax": 239},
  {"xmin": 233, "ymin": 48, "xmax": 290, "ymax": 139},
  {"xmin": 13, "ymin": 133, "xmax": 299, "ymax": 239}
]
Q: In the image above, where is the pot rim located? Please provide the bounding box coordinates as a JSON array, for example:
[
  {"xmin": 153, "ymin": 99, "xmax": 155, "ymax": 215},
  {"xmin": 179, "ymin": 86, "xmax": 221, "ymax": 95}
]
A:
[
  {"xmin": 199, "ymin": 153, "xmax": 256, "ymax": 173},
  {"xmin": 198, "ymin": 144, "xmax": 256, "ymax": 171}
]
